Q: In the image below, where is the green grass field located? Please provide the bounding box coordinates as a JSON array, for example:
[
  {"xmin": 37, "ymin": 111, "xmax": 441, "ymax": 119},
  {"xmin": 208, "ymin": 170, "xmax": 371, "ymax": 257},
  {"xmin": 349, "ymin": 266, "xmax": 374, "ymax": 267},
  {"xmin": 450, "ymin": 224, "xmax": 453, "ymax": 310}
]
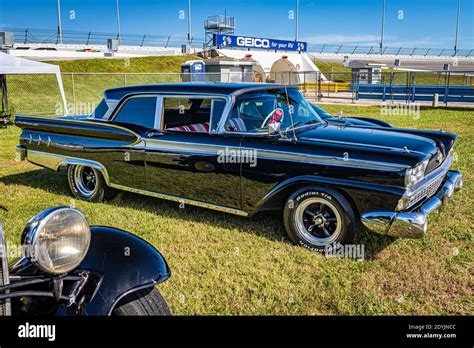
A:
[{"xmin": 0, "ymin": 105, "xmax": 472, "ymax": 315}]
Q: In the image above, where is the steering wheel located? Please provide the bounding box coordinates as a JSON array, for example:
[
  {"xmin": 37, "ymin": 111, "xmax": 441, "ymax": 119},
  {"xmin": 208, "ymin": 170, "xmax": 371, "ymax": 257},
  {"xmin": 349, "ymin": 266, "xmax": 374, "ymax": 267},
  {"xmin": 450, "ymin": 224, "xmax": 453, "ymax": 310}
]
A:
[{"xmin": 260, "ymin": 108, "xmax": 284, "ymax": 128}]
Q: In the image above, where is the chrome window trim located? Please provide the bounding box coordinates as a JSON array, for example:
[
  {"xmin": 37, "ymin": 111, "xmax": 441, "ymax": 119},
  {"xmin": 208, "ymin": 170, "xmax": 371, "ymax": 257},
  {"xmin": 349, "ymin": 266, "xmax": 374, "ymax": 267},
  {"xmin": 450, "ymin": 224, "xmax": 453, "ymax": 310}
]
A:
[
  {"xmin": 110, "ymin": 94, "xmax": 160, "ymax": 127},
  {"xmin": 157, "ymin": 94, "xmax": 228, "ymax": 133},
  {"xmin": 217, "ymin": 85, "xmax": 319, "ymax": 136},
  {"xmin": 154, "ymin": 96, "xmax": 163, "ymax": 130}
]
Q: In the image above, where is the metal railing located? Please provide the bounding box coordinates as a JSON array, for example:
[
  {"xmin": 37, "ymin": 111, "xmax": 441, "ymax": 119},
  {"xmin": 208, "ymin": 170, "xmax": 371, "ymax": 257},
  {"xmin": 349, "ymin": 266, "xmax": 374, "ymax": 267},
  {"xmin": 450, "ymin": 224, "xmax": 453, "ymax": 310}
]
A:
[
  {"xmin": 3, "ymin": 27, "xmax": 473, "ymax": 57},
  {"xmin": 309, "ymin": 44, "xmax": 473, "ymax": 57},
  {"xmin": 5, "ymin": 70, "xmax": 474, "ymax": 116},
  {"xmin": 4, "ymin": 27, "xmax": 205, "ymax": 48}
]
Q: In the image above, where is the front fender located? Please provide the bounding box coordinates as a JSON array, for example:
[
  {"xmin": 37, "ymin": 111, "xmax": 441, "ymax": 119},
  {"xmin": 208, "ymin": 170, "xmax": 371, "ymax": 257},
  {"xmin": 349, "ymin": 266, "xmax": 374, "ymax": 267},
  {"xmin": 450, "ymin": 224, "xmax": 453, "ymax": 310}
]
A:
[
  {"xmin": 79, "ymin": 226, "xmax": 170, "ymax": 315},
  {"xmin": 255, "ymin": 175, "xmax": 404, "ymax": 216}
]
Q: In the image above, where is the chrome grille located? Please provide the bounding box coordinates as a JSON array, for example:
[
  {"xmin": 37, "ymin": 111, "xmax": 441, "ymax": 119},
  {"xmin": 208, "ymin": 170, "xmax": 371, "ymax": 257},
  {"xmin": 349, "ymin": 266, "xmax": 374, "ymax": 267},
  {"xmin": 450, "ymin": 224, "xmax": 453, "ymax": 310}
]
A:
[{"xmin": 408, "ymin": 175, "xmax": 444, "ymax": 208}]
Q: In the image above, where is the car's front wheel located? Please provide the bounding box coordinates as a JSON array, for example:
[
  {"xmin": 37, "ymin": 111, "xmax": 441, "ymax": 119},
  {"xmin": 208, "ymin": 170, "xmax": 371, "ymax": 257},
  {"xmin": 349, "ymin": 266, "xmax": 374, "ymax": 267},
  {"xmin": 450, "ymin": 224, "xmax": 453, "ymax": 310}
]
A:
[
  {"xmin": 67, "ymin": 165, "xmax": 117, "ymax": 202},
  {"xmin": 283, "ymin": 186, "xmax": 357, "ymax": 251}
]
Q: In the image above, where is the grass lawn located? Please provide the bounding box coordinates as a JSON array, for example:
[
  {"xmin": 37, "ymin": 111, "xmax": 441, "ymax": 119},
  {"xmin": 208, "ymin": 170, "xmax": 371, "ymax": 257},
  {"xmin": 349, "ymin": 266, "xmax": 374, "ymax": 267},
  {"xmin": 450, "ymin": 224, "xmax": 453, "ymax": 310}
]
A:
[{"xmin": 0, "ymin": 104, "xmax": 472, "ymax": 315}]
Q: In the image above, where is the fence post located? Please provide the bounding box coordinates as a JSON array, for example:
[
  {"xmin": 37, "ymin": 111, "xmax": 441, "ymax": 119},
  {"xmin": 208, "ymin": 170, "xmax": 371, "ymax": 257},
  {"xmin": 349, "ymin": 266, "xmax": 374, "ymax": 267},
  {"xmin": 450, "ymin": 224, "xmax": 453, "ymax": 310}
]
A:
[
  {"xmin": 71, "ymin": 73, "xmax": 76, "ymax": 115},
  {"xmin": 318, "ymin": 72, "xmax": 322, "ymax": 101},
  {"xmin": 86, "ymin": 32, "xmax": 91, "ymax": 45},
  {"xmin": 24, "ymin": 29, "xmax": 28, "ymax": 44}
]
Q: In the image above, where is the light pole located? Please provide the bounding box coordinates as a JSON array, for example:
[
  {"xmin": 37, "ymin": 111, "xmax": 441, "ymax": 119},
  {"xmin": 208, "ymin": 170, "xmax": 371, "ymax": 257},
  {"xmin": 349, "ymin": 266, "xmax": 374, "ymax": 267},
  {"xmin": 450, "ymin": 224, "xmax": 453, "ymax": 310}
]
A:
[
  {"xmin": 57, "ymin": 0, "xmax": 62, "ymax": 44},
  {"xmin": 454, "ymin": 0, "xmax": 461, "ymax": 54},
  {"xmin": 295, "ymin": 0, "xmax": 299, "ymax": 41},
  {"xmin": 379, "ymin": 0, "xmax": 386, "ymax": 54},
  {"xmin": 187, "ymin": 0, "xmax": 192, "ymax": 46},
  {"xmin": 116, "ymin": 0, "xmax": 121, "ymax": 43}
]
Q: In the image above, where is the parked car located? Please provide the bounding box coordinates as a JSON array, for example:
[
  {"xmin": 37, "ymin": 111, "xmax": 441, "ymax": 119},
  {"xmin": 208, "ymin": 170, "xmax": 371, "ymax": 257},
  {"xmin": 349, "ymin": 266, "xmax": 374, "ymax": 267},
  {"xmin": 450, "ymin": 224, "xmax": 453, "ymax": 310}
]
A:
[
  {"xmin": 14, "ymin": 83, "xmax": 463, "ymax": 251},
  {"xmin": 0, "ymin": 206, "xmax": 171, "ymax": 315}
]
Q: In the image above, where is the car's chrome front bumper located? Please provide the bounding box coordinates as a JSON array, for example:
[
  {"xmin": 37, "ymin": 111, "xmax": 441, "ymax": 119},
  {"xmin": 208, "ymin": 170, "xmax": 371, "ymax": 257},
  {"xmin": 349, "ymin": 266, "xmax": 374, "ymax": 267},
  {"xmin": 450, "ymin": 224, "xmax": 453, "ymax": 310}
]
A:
[{"xmin": 361, "ymin": 170, "xmax": 463, "ymax": 238}]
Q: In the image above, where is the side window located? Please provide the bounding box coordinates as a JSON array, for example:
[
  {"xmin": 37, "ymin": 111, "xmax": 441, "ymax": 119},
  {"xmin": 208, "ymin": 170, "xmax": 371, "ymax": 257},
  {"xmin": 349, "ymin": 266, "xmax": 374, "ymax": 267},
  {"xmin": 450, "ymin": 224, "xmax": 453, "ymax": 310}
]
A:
[
  {"xmin": 163, "ymin": 97, "xmax": 212, "ymax": 133},
  {"xmin": 114, "ymin": 96, "xmax": 157, "ymax": 129}
]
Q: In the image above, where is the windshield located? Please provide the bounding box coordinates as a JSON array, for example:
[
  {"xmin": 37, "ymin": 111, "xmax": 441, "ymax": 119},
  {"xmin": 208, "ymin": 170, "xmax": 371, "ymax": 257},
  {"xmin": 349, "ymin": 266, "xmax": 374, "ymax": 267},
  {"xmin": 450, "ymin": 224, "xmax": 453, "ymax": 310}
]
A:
[{"xmin": 225, "ymin": 88, "xmax": 324, "ymax": 133}]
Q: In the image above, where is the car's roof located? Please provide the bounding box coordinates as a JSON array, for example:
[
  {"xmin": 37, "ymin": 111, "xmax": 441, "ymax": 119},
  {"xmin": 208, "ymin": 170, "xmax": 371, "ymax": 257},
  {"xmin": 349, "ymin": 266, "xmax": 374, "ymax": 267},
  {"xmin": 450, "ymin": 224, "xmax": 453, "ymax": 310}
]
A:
[{"xmin": 104, "ymin": 83, "xmax": 288, "ymax": 101}]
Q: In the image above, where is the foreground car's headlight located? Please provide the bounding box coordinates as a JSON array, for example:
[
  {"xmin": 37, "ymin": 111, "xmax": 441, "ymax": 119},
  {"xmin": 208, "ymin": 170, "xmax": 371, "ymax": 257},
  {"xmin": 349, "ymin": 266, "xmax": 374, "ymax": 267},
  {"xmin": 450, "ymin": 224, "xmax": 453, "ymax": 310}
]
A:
[
  {"xmin": 21, "ymin": 207, "xmax": 91, "ymax": 274},
  {"xmin": 405, "ymin": 159, "xmax": 429, "ymax": 188}
]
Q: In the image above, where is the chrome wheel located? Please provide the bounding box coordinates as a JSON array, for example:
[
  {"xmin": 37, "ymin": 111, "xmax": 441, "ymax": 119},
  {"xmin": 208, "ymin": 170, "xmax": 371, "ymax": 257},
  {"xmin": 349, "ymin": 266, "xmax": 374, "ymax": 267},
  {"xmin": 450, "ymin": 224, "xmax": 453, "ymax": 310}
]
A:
[
  {"xmin": 294, "ymin": 198, "xmax": 342, "ymax": 246},
  {"xmin": 73, "ymin": 166, "xmax": 99, "ymax": 198}
]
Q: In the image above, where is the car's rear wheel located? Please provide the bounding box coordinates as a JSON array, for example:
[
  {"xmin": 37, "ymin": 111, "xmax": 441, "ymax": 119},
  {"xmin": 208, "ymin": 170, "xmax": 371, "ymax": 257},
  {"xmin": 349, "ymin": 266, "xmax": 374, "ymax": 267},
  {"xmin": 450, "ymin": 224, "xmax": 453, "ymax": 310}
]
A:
[
  {"xmin": 283, "ymin": 186, "xmax": 357, "ymax": 251},
  {"xmin": 112, "ymin": 288, "xmax": 171, "ymax": 316},
  {"xmin": 67, "ymin": 165, "xmax": 117, "ymax": 202}
]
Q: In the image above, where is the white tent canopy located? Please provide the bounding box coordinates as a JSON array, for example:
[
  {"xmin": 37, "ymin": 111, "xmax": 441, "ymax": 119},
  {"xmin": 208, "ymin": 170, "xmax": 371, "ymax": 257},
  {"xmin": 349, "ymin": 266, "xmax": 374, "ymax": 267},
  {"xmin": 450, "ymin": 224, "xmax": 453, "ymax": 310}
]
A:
[{"xmin": 0, "ymin": 52, "xmax": 68, "ymax": 114}]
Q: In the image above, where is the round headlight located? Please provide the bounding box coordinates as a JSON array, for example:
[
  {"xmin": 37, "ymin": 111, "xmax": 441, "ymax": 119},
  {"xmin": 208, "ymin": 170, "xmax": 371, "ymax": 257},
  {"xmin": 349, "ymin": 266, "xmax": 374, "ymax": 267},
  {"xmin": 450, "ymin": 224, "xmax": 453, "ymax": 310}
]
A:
[{"xmin": 21, "ymin": 207, "xmax": 91, "ymax": 274}]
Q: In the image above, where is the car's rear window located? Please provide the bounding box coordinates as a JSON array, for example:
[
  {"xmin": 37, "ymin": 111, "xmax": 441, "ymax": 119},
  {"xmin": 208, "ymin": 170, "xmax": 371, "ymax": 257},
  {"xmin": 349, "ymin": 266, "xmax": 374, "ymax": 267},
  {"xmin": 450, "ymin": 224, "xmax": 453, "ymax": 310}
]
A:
[
  {"xmin": 114, "ymin": 96, "xmax": 157, "ymax": 129},
  {"xmin": 90, "ymin": 99, "xmax": 109, "ymax": 119}
]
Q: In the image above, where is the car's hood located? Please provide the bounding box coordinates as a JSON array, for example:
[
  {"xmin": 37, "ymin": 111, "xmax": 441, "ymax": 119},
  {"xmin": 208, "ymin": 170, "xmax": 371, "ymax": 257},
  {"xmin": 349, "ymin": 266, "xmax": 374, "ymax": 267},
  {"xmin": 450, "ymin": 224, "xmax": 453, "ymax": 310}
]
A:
[{"xmin": 294, "ymin": 124, "xmax": 440, "ymax": 169}]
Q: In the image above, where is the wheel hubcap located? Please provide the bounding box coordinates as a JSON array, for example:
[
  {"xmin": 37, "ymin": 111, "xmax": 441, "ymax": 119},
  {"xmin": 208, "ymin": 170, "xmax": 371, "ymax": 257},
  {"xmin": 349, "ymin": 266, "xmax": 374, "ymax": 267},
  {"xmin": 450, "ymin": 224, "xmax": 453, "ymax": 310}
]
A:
[
  {"xmin": 74, "ymin": 166, "xmax": 98, "ymax": 198},
  {"xmin": 295, "ymin": 197, "xmax": 342, "ymax": 246}
]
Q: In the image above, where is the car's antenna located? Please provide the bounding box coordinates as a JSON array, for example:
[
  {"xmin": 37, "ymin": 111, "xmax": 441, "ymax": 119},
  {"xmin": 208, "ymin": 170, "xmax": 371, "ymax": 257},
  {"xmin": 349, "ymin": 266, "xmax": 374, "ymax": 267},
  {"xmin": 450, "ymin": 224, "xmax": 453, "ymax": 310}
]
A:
[{"xmin": 284, "ymin": 85, "xmax": 297, "ymax": 142}]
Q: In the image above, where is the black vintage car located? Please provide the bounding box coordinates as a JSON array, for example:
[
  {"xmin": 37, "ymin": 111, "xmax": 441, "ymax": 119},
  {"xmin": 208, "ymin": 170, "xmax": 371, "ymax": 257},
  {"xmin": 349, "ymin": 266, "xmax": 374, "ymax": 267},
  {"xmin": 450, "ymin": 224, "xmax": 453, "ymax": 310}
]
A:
[
  {"xmin": 14, "ymin": 83, "xmax": 463, "ymax": 251},
  {"xmin": 0, "ymin": 206, "xmax": 171, "ymax": 315}
]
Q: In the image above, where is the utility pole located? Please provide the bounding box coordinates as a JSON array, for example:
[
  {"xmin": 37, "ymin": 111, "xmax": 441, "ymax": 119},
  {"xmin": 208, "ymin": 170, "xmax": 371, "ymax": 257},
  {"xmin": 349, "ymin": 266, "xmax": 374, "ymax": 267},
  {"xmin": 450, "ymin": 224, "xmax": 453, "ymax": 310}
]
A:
[
  {"xmin": 187, "ymin": 0, "xmax": 192, "ymax": 46},
  {"xmin": 116, "ymin": 0, "xmax": 121, "ymax": 43},
  {"xmin": 57, "ymin": 0, "xmax": 62, "ymax": 44},
  {"xmin": 295, "ymin": 0, "xmax": 299, "ymax": 41},
  {"xmin": 454, "ymin": 0, "xmax": 461, "ymax": 54},
  {"xmin": 380, "ymin": 0, "xmax": 386, "ymax": 54}
]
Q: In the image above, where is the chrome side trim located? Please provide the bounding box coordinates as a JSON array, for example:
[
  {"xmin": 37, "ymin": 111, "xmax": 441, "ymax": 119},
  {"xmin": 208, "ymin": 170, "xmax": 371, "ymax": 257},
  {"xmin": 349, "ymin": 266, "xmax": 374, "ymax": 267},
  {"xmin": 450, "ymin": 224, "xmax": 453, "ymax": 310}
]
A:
[
  {"xmin": 15, "ymin": 115, "xmax": 142, "ymax": 145},
  {"xmin": 0, "ymin": 221, "xmax": 12, "ymax": 316},
  {"xmin": 26, "ymin": 150, "xmax": 111, "ymax": 185},
  {"xmin": 362, "ymin": 170, "xmax": 463, "ymax": 239},
  {"xmin": 109, "ymin": 183, "xmax": 249, "ymax": 217},
  {"xmin": 143, "ymin": 139, "xmax": 406, "ymax": 171}
]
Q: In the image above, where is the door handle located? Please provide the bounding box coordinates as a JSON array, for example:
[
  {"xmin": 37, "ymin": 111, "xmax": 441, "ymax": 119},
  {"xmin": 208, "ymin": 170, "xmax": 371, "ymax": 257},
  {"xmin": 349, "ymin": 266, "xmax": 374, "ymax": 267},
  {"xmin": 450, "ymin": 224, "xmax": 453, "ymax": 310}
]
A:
[{"xmin": 146, "ymin": 130, "xmax": 164, "ymax": 137}]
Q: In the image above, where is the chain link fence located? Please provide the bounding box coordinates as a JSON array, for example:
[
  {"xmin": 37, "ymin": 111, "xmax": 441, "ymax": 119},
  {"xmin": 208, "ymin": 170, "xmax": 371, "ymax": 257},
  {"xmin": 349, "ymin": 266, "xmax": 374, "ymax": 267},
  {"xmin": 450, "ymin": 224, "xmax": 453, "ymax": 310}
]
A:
[{"xmin": 4, "ymin": 70, "xmax": 474, "ymax": 116}]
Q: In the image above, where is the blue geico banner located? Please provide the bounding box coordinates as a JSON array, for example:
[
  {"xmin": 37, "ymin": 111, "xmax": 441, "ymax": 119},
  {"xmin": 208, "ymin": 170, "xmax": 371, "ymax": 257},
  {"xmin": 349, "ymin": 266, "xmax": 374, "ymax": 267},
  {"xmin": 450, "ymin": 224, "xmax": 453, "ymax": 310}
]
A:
[{"xmin": 214, "ymin": 34, "xmax": 307, "ymax": 52}]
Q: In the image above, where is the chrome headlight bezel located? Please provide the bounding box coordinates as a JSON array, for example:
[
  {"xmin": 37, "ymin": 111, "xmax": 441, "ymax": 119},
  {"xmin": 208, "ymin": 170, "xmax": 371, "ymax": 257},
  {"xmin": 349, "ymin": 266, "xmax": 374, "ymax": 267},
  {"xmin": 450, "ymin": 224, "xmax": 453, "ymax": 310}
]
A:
[
  {"xmin": 21, "ymin": 207, "xmax": 91, "ymax": 275},
  {"xmin": 405, "ymin": 159, "xmax": 429, "ymax": 189}
]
